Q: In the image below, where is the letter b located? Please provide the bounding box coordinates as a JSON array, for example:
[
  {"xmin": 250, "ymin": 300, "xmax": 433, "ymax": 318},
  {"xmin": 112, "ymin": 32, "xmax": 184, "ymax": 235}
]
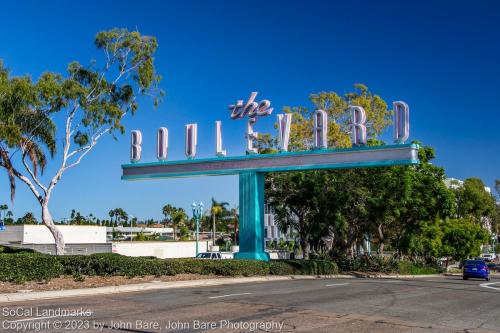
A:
[{"xmin": 130, "ymin": 130, "xmax": 142, "ymax": 163}]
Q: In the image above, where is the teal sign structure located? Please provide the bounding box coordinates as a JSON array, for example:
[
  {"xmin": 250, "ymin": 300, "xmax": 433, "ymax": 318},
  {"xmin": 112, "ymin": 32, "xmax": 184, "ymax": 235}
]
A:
[
  {"xmin": 121, "ymin": 92, "xmax": 417, "ymax": 260},
  {"xmin": 122, "ymin": 144, "xmax": 419, "ymax": 260}
]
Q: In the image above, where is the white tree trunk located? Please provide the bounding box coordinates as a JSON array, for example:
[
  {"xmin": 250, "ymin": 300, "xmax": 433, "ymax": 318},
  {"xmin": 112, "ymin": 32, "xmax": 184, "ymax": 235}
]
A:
[{"xmin": 42, "ymin": 203, "xmax": 65, "ymax": 255}]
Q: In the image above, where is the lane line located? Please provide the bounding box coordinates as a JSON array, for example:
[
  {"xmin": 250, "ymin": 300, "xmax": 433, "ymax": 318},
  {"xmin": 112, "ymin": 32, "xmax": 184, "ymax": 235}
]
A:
[
  {"xmin": 479, "ymin": 282, "xmax": 500, "ymax": 291},
  {"xmin": 325, "ymin": 283, "xmax": 349, "ymax": 287},
  {"xmin": 208, "ymin": 292, "xmax": 252, "ymax": 299},
  {"xmin": 6, "ymin": 315, "xmax": 74, "ymax": 323}
]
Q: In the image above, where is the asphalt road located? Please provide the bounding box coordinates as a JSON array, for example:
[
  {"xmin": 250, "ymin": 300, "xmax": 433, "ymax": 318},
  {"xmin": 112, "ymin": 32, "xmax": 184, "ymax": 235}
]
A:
[{"xmin": 1, "ymin": 276, "xmax": 499, "ymax": 333}]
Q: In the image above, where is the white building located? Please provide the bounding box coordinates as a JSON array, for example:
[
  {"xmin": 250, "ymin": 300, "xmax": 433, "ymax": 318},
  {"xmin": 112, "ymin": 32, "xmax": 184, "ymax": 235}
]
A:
[
  {"xmin": 0, "ymin": 225, "xmax": 109, "ymax": 255},
  {"xmin": 112, "ymin": 241, "xmax": 208, "ymax": 259},
  {"xmin": 445, "ymin": 177, "xmax": 492, "ymax": 193},
  {"xmin": 0, "ymin": 224, "xmax": 208, "ymax": 258},
  {"xmin": 0, "ymin": 225, "xmax": 107, "ymax": 244},
  {"xmin": 264, "ymin": 206, "xmax": 294, "ymax": 245},
  {"xmin": 106, "ymin": 226, "xmax": 173, "ymax": 241}
]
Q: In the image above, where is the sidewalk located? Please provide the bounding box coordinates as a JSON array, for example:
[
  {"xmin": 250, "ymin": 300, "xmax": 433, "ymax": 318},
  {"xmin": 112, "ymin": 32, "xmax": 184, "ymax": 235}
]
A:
[{"xmin": 0, "ymin": 274, "xmax": 443, "ymax": 303}]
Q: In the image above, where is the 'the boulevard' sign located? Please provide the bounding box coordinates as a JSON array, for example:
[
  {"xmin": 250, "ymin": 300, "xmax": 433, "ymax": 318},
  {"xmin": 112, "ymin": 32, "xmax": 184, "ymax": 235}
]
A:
[{"xmin": 130, "ymin": 92, "xmax": 410, "ymax": 163}]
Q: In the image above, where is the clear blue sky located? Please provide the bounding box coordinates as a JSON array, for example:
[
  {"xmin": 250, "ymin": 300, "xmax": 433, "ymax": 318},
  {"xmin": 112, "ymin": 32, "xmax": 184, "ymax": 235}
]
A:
[{"xmin": 0, "ymin": 0, "xmax": 499, "ymax": 221}]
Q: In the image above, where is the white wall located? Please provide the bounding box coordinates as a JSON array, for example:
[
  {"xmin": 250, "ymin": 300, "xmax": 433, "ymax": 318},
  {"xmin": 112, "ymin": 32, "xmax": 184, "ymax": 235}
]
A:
[
  {"xmin": 0, "ymin": 226, "xmax": 24, "ymax": 244},
  {"xmin": 0, "ymin": 225, "xmax": 107, "ymax": 244},
  {"xmin": 112, "ymin": 241, "xmax": 209, "ymax": 259}
]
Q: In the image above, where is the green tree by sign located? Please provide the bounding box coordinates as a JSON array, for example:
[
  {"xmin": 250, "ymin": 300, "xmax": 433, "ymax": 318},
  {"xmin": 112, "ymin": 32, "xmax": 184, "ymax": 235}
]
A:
[
  {"xmin": 454, "ymin": 178, "xmax": 496, "ymax": 225},
  {"xmin": 0, "ymin": 28, "xmax": 163, "ymax": 254}
]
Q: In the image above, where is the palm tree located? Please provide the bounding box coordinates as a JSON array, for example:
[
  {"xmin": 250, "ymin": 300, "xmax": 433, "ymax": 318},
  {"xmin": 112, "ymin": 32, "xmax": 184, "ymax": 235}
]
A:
[
  {"xmin": 6, "ymin": 210, "xmax": 13, "ymax": 223},
  {"xmin": 108, "ymin": 210, "xmax": 115, "ymax": 226},
  {"xmin": 171, "ymin": 208, "xmax": 187, "ymax": 241},
  {"xmin": 210, "ymin": 198, "xmax": 229, "ymax": 246},
  {"xmin": 162, "ymin": 204, "xmax": 174, "ymax": 228},
  {"xmin": 230, "ymin": 206, "xmax": 239, "ymax": 245},
  {"xmin": 0, "ymin": 204, "xmax": 7, "ymax": 222},
  {"xmin": 0, "ymin": 63, "xmax": 56, "ymax": 201}
]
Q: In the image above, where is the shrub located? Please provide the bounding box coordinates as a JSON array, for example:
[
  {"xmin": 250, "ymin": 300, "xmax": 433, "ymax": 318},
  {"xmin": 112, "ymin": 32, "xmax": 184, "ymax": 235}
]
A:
[
  {"xmin": 336, "ymin": 256, "xmax": 399, "ymax": 273},
  {"xmin": 0, "ymin": 254, "xmax": 63, "ymax": 283},
  {"xmin": 335, "ymin": 255, "xmax": 442, "ymax": 275},
  {"xmin": 278, "ymin": 260, "xmax": 338, "ymax": 275},
  {"xmin": 0, "ymin": 245, "xmax": 36, "ymax": 254},
  {"xmin": 398, "ymin": 260, "xmax": 442, "ymax": 275},
  {"xmin": 0, "ymin": 252, "xmax": 340, "ymax": 283}
]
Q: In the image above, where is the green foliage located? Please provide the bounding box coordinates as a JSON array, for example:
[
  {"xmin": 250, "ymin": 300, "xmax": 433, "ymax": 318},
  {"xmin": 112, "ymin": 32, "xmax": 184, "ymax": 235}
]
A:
[
  {"xmin": 0, "ymin": 245, "xmax": 36, "ymax": 254},
  {"xmin": 0, "ymin": 63, "xmax": 56, "ymax": 199},
  {"xmin": 407, "ymin": 218, "xmax": 489, "ymax": 261},
  {"xmin": 15, "ymin": 212, "xmax": 38, "ymax": 225},
  {"xmin": 0, "ymin": 252, "xmax": 339, "ymax": 283},
  {"xmin": 0, "ymin": 253, "xmax": 63, "ymax": 283},
  {"xmin": 336, "ymin": 256, "xmax": 442, "ymax": 275},
  {"xmin": 441, "ymin": 218, "xmax": 490, "ymax": 260},
  {"xmin": 397, "ymin": 261, "xmax": 442, "ymax": 275},
  {"xmin": 408, "ymin": 219, "xmax": 444, "ymax": 258},
  {"xmin": 56, "ymin": 254, "xmax": 338, "ymax": 278},
  {"xmin": 162, "ymin": 204, "xmax": 188, "ymax": 240},
  {"xmin": 453, "ymin": 178, "xmax": 496, "ymax": 223},
  {"xmin": 134, "ymin": 232, "xmax": 160, "ymax": 241},
  {"xmin": 336, "ymin": 256, "xmax": 399, "ymax": 273}
]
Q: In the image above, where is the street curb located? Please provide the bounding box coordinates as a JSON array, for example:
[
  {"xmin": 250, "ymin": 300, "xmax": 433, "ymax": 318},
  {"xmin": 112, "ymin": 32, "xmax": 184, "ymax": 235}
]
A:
[{"xmin": 0, "ymin": 274, "xmax": 443, "ymax": 303}]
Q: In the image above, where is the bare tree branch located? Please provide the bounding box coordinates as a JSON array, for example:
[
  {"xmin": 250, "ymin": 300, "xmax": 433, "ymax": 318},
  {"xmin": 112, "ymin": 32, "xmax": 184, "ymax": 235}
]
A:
[{"xmin": 20, "ymin": 151, "xmax": 48, "ymax": 193}]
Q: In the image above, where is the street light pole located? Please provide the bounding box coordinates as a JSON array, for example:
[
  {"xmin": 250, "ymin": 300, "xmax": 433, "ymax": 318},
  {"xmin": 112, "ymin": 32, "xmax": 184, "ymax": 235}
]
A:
[{"xmin": 192, "ymin": 202, "xmax": 204, "ymax": 257}]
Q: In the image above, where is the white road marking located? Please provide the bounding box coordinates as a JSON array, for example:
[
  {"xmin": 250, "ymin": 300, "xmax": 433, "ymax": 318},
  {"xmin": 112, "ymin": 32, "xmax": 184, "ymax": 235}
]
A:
[
  {"xmin": 479, "ymin": 282, "xmax": 500, "ymax": 291},
  {"xmin": 325, "ymin": 283, "xmax": 349, "ymax": 287},
  {"xmin": 208, "ymin": 292, "xmax": 252, "ymax": 299},
  {"xmin": 7, "ymin": 315, "xmax": 73, "ymax": 323}
]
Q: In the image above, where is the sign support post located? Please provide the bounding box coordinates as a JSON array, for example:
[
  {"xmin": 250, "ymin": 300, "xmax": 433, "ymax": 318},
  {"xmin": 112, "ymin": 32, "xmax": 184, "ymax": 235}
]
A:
[{"xmin": 236, "ymin": 171, "xmax": 269, "ymax": 260}]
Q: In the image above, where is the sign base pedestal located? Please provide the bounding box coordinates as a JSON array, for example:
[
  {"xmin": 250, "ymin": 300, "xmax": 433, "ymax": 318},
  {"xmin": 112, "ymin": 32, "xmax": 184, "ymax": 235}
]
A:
[{"xmin": 234, "ymin": 251, "xmax": 270, "ymax": 260}]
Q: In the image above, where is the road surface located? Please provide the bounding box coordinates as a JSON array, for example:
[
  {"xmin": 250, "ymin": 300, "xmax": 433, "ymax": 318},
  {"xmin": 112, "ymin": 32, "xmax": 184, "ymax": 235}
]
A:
[{"xmin": 1, "ymin": 275, "xmax": 499, "ymax": 332}]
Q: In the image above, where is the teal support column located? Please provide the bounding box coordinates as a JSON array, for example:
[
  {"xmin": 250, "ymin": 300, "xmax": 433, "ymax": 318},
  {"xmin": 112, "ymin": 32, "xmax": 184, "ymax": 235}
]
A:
[{"xmin": 234, "ymin": 171, "xmax": 270, "ymax": 261}]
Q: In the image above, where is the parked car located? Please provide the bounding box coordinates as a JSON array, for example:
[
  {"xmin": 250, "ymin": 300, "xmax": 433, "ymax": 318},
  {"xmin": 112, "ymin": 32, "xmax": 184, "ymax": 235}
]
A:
[
  {"xmin": 480, "ymin": 253, "xmax": 497, "ymax": 262},
  {"xmin": 195, "ymin": 252, "xmax": 233, "ymax": 260},
  {"xmin": 463, "ymin": 259, "xmax": 490, "ymax": 281}
]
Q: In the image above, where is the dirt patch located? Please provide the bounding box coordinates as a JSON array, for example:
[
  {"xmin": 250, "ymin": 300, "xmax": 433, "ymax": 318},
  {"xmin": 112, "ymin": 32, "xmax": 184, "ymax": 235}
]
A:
[{"xmin": 0, "ymin": 274, "xmax": 225, "ymax": 294}]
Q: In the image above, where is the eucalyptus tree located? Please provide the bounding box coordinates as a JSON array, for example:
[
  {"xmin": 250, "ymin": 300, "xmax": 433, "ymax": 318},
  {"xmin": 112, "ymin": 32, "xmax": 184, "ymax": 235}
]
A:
[{"xmin": 0, "ymin": 29, "xmax": 163, "ymax": 254}]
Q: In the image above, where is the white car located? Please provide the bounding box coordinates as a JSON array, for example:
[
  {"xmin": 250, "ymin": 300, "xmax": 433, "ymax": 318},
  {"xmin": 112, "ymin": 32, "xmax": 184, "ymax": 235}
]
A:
[
  {"xmin": 480, "ymin": 253, "xmax": 497, "ymax": 262},
  {"xmin": 195, "ymin": 252, "xmax": 233, "ymax": 260}
]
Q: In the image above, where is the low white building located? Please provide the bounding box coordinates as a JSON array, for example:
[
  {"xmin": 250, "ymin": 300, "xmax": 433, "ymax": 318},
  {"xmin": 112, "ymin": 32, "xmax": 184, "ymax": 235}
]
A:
[
  {"xmin": 0, "ymin": 225, "xmax": 109, "ymax": 255},
  {"xmin": 0, "ymin": 225, "xmax": 210, "ymax": 258},
  {"xmin": 112, "ymin": 241, "xmax": 208, "ymax": 259},
  {"xmin": 0, "ymin": 225, "xmax": 107, "ymax": 244},
  {"xmin": 106, "ymin": 226, "xmax": 173, "ymax": 241}
]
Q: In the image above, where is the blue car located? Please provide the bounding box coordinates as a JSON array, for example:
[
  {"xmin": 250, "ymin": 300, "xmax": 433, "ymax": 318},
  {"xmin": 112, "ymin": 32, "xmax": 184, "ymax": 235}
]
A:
[{"xmin": 463, "ymin": 259, "xmax": 490, "ymax": 281}]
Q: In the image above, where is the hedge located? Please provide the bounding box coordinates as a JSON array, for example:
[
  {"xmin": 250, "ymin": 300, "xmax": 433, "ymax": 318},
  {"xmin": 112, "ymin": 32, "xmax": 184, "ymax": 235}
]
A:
[
  {"xmin": 0, "ymin": 250, "xmax": 444, "ymax": 284},
  {"xmin": 336, "ymin": 255, "xmax": 443, "ymax": 275},
  {"xmin": 0, "ymin": 254, "xmax": 63, "ymax": 283},
  {"xmin": 0, "ymin": 253, "xmax": 338, "ymax": 283}
]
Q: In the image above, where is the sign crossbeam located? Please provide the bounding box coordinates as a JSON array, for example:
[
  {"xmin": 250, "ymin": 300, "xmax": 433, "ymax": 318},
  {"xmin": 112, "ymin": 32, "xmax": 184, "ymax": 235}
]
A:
[{"xmin": 122, "ymin": 144, "xmax": 419, "ymax": 180}]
